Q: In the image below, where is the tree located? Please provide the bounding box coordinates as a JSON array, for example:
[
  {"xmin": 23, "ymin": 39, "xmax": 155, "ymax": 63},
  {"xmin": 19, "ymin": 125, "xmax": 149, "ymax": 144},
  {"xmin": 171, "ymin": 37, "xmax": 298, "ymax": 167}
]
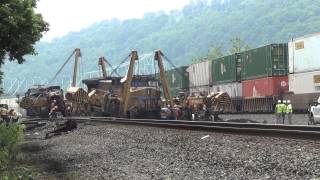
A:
[
  {"xmin": 0, "ymin": 0, "xmax": 48, "ymax": 88},
  {"xmin": 207, "ymin": 44, "xmax": 224, "ymax": 59},
  {"xmin": 229, "ymin": 37, "xmax": 251, "ymax": 54}
]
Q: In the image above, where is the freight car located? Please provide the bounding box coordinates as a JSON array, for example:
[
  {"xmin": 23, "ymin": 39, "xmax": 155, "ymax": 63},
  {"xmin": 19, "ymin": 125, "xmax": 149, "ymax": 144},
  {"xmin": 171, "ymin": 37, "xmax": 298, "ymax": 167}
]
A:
[
  {"xmin": 284, "ymin": 32, "xmax": 320, "ymax": 112},
  {"xmin": 185, "ymin": 44, "xmax": 288, "ymax": 113}
]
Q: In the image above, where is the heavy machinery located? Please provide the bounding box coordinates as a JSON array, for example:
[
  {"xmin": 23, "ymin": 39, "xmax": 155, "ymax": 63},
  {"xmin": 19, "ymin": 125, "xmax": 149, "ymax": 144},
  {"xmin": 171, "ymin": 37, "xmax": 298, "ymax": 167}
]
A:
[
  {"xmin": 161, "ymin": 91, "xmax": 232, "ymax": 121},
  {"xmin": 83, "ymin": 50, "xmax": 172, "ymax": 118},
  {"xmin": 52, "ymin": 48, "xmax": 90, "ymax": 116},
  {"xmin": 19, "ymin": 85, "xmax": 64, "ymax": 117}
]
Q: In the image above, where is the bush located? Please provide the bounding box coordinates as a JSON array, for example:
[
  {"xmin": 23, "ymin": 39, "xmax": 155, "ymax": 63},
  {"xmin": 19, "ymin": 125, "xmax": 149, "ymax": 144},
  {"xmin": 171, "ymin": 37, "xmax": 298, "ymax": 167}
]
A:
[{"xmin": 0, "ymin": 123, "xmax": 26, "ymax": 177}]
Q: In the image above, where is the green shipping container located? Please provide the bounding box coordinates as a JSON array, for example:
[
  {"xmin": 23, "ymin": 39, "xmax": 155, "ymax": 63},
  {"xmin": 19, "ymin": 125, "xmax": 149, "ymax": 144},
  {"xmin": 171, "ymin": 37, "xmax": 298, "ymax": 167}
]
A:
[
  {"xmin": 241, "ymin": 44, "xmax": 288, "ymax": 80},
  {"xmin": 165, "ymin": 66, "xmax": 189, "ymax": 96},
  {"xmin": 212, "ymin": 53, "xmax": 241, "ymax": 84}
]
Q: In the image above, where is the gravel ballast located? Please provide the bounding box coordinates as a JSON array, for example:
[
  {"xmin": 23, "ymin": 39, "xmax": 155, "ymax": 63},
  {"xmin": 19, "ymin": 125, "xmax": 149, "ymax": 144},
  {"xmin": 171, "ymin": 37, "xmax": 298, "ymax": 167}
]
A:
[{"xmin": 21, "ymin": 122, "xmax": 320, "ymax": 179}]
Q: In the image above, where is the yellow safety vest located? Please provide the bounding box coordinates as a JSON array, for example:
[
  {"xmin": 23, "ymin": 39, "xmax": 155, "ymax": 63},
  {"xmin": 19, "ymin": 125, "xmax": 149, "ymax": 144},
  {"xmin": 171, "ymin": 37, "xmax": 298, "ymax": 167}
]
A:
[{"xmin": 286, "ymin": 104, "xmax": 293, "ymax": 113}]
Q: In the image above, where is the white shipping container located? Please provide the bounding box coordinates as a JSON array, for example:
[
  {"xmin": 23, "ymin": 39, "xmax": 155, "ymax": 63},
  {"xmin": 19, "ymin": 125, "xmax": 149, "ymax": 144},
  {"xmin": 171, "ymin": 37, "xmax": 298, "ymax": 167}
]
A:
[
  {"xmin": 187, "ymin": 60, "xmax": 212, "ymax": 87},
  {"xmin": 211, "ymin": 82, "xmax": 242, "ymax": 98},
  {"xmin": 189, "ymin": 86, "xmax": 211, "ymax": 95},
  {"xmin": 289, "ymin": 71, "xmax": 320, "ymax": 94},
  {"xmin": 289, "ymin": 32, "xmax": 320, "ymax": 73}
]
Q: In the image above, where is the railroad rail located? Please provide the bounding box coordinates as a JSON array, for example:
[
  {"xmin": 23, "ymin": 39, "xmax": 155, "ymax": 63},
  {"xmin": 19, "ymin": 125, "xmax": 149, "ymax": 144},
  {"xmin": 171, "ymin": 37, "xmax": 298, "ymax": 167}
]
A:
[{"xmin": 22, "ymin": 117, "xmax": 320, "ymax": 139}]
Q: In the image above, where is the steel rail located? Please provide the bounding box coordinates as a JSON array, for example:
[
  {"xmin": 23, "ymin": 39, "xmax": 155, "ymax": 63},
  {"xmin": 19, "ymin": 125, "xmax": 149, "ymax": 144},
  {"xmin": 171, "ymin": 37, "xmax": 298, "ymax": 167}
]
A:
[{"xmin": 22, "ymin": 117, "xmax": 320, "ymax": 139}]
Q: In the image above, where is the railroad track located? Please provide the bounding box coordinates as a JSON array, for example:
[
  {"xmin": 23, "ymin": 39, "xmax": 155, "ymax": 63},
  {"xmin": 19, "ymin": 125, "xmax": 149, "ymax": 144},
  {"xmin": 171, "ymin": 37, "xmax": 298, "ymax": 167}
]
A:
[{"xmin": 22, "ymin": 116, "xmax": 320, "ymax": 139}]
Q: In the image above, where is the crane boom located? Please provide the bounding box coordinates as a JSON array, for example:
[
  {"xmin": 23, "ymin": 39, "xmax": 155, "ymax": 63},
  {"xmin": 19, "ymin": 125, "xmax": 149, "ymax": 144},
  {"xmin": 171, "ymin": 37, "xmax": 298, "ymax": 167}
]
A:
[
  {"xmin": 98, "ymin": 57, "xmax": 108, "ymax": 78},
  {"xmin": 154, "ymin": 50, "xmax": 173, "ymax": 107},
  {"xmin": 121, "ymin": 51, "xmax": 138, "ymax": 115},
  {"xmin": 71, "ymin": 48, "xmax": 81, "ymax": 87}
]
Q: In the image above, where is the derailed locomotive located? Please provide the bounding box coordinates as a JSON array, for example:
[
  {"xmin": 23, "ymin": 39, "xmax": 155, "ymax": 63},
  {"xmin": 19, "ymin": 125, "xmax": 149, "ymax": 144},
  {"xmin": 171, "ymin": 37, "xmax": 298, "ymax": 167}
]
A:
[{"xmin": 19, "ymin": 85, "xmax": 65, "ymax": 117}]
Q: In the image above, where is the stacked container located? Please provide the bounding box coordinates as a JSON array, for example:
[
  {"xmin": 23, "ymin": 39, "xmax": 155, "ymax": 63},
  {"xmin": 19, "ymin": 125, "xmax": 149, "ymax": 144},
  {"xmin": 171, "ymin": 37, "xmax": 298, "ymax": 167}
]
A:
[
  {"xmin": 240, "ymin": 44, "xmax": 289, "ymax": 98},
  {"xmin": 211, "ymin": 53, "xmax": 242, "ymax": 98},
  {"xmin": 287, "ymin": 33, "xmax": 320, "ymax": 110},
  {"xmin": 165, "ymin": 66, "xmax": 189, "ymax": 96},
  {"xmin": 187, "ymin": 60, "xmax": 212, "ymax": 94}
]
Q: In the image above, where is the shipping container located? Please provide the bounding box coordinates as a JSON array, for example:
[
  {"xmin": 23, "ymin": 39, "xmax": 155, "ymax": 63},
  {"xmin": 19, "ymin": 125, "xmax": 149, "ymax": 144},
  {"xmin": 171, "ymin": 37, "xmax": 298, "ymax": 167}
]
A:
[
  {"xmin": 289, "ymin": 32, "xmax": 320, "ymax": 73},
  {"xmin": 189, "ymin": 86, "xmax": 211, "ymax": 95},
  {"xmin": 212, "ymin": 53, "xmax": 241, "ymax": 84},
  {"xmin": 242, "ymin": 76, "xmax": 288, "ymax": 98},
  {"xmin": 211, "ymin": 82, "xmax": 242, "ymax": 98},
  {"xmin": 187, "ymin": 60, "xmax": 212, "ymax": 87},
  {"xmin": 241, "ymin": 44, "xmax": 288, "ymax": 80},
  {"xmin": 289, "ymin": 71, "xmax": 320, "ymax": 94},
  {"xmin": 165, "ymin": 66, "xmax": 189, "ymax": 96}
]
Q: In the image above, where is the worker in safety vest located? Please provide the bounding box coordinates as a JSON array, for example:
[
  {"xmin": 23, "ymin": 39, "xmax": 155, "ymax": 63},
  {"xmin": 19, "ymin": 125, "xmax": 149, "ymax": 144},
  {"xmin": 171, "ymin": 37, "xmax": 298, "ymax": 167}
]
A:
[
  {"xmin": 281, "ymin": 100, "xmax": 287, "ymax": 124},
  {"xmin": 275, "ymin": 100, "xmax": 282, "ymax": 124},
  {"xmin": 285, "ymin": 100, "xmax": 293, "ymax": 125}
]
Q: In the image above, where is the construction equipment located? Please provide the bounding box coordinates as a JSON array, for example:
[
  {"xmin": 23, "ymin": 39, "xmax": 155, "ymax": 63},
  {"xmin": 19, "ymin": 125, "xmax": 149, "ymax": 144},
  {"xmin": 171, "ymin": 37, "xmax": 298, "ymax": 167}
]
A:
[
  {"xmin": 19, "ymin": 85, "xmax": 64, "ymax": 117},
  {"xmin": 83, "ymin": 50, "xmax": 174, "ymax": 118},
  {"xmin": 170, "ymin": 91, "xmax": 231, "ymax": 121}
]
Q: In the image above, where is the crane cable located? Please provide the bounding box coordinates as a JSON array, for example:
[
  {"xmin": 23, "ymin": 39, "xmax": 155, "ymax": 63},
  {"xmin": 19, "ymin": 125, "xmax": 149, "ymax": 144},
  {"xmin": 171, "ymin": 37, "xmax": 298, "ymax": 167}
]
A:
[
  {"xmin": 50, "ymin": 50, "xmax": 76, "ymax": 83},
  {"xmin": 102, "ymin": 58, "xmax": 121, "ymax": 77},
  {"xmin": 110, "ymin": 53, "xmax": 132, "ymax": 76}
]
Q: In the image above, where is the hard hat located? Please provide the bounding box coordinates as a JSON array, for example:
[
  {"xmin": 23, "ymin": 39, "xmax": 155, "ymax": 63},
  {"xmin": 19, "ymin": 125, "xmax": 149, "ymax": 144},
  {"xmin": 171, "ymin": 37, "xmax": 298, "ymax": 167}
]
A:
[
  {"xmin": 287, "ymin": 100, "xmax": 291, "ymax": 103},
  {"xmin": 277, "ymin": 100, "xmax": 281, "ymax": 103},
  {"xmin": 283, "ymin": 100, "xmax": 287, "ymax": 103}
]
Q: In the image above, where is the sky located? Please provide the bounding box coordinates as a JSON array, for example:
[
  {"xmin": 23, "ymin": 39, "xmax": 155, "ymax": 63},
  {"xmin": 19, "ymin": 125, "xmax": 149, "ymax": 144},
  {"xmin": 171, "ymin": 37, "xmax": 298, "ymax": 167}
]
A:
[{"xmin": 36, "ymin": 0, "xmax": 191, "ymax": 42}]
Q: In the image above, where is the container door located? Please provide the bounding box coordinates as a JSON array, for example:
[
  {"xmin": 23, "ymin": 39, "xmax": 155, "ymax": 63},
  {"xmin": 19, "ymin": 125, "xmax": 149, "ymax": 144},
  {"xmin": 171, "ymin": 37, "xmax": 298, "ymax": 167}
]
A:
[{"xmin": 271, "ymin": 44, "xmax": 288, "ymax": 76}]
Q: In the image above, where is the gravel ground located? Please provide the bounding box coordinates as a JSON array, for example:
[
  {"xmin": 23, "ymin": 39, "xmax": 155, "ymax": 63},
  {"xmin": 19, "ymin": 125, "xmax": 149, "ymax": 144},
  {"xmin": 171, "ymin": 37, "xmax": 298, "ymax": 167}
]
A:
[
  {"xmin": 20, "ymin": 121, "xmax": 320, "ymax": 180},
  {"xmin": 220, "ymin": 113, "xmax": 310, "ymax": 125}
]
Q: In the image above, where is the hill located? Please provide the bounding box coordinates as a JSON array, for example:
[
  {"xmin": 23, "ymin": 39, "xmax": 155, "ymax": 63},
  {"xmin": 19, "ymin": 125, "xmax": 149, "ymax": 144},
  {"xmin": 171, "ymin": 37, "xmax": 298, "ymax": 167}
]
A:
[{"xmin": 3, "ymin": 0, "xmax": 320, "ymax": 93}]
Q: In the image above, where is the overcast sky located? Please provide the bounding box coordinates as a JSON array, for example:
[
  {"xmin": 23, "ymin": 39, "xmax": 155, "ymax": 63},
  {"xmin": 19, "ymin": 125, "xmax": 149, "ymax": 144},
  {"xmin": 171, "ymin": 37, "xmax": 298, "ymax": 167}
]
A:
[{"xmin": 36, "ymin": 0, "xmax": 191, "ymax": 41}]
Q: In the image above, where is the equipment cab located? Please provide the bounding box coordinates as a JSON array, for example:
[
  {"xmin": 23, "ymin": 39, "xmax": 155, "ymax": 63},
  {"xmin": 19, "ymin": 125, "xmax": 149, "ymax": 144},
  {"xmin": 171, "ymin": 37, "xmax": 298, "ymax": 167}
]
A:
[{"xmin": 309, "ymin": 97, "xmax": 320, "ymax": 125}]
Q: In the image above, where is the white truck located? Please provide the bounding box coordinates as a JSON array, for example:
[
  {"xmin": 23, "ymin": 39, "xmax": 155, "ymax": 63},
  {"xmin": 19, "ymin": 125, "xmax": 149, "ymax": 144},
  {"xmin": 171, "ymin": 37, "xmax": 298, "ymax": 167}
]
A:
[{"xmin": 308, "ymin": 97, "xmax": 320, "ymax": 125}]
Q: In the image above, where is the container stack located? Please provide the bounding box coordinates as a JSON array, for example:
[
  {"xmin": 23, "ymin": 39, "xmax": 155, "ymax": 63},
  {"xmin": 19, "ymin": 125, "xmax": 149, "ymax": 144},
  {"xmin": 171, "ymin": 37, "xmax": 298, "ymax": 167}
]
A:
[
  {"xmin": 287, "ymin": 33, "xmax": 320, "ymax": 110},
  {"xmin": 165, "ymin": 66, "xmax": 189, "ymax": 97},
  {"xmin": 241, "ymin": 44, "xmax": 289, "ymax": 98},
  {"xmin": 187, "ymin": 60, "xmax": 212, "ymax": 94},
  {"xmin": 211, "ymin": 53, "xmax": 242, "ymax": 98}
]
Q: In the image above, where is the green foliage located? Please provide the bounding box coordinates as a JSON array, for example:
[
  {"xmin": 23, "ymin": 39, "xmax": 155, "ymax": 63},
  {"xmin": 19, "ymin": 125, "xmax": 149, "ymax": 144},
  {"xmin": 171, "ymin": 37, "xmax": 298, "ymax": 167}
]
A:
[
  {"xmin": 0, "ymin": 0, "xmax": 48, "ymax": 91},
  {"xmin": 208, "ymin": 44, "xmax": 224, "ymax": 59},
  {"xmin": 229, "ymin": 37, "xmax": 251, "ymax": 54},
  {"xmin": 0, "ymin": 123, "xmax": 26, "ymax": 177},
  {"xmin": 3, "ymin": 0, "xmax": 320, "ymax": 92},
  {"xmin": 65, "ymin": 171, "xmax": 81, "ymax": 180}
]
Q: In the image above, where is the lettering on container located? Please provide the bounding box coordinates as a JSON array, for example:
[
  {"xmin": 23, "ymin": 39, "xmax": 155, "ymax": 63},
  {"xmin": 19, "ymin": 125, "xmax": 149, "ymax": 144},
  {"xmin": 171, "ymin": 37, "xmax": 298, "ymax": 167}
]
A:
[
  {"xmin": 295, "ymin": 41, "xmax": 304, "ymax": 50},
  {"xmin": 313, "ymin": 75, "xmax": 320, "ymax": 84}
]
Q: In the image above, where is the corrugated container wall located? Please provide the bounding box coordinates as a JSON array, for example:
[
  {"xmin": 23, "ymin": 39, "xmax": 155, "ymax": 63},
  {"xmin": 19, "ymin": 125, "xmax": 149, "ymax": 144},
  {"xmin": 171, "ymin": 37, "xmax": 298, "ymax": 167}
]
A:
[
  {"xmin": 211, "ymin": 82, "xmax": 242, "ymax": 98},
  {"xmin": 242, "ymin": 76, "xmax": 288, "ymax": 98},
  {"xmin": 212, "ymin": 53, "xmax": 241, "ymax": 84},
  {"xmin": 241, "ymin": 44, "xmax": 288, "ymax": 80},
  {"xmin": 187, "ymin": 60, "xmax": 212, "ymax": 88},
  {"xmin": 289, "ymin": 33, "xmax": 320, "ymax": 73},
  {"xmin": 165, "ymin": 66, "xmax": 189, "ymax": 96},
  {"xmin": 289, "ymin": 70, "xmax": 320, "ymax": 94}
]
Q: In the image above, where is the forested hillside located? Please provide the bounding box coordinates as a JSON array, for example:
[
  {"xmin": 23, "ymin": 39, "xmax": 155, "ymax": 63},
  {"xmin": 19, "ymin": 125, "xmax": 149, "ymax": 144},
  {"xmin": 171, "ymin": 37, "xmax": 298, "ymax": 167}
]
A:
[{"xmin": 3, "ymin": 0, "xmax": 320, "ymax": 93}]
